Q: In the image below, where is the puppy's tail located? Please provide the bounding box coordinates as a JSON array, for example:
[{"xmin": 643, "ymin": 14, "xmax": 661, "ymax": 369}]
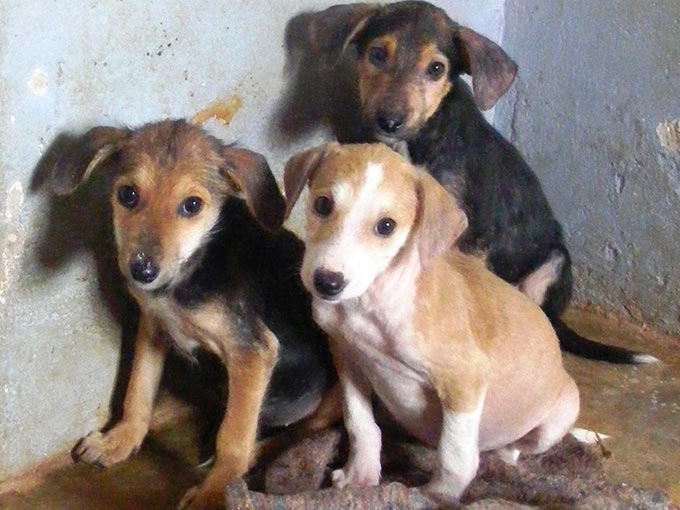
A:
[{"xmin": 552, "ymin": 317, "xmax": 658, "ymax": 364}]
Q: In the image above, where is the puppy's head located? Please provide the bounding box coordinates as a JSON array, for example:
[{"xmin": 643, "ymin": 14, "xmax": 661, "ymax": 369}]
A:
[
  {"xmin": 284, "ymin": 142, "xmax": 467, "ymax": 302},
  {"xmin": 52, "ymin": 120, "xmax": 284, "ymax": 292},
  {"xmin": 287, "ymin": 1, "xmax": 517, "ymax": 143}
]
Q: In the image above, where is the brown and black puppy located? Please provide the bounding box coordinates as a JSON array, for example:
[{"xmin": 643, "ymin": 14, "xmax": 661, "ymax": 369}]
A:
[
  {"xmin": 51, "ymin": 120, "xmax": 335, "ymax": 509},
  {"xmin": 282, "ymin": 1, "xmax": 656, "ymax": 364}
]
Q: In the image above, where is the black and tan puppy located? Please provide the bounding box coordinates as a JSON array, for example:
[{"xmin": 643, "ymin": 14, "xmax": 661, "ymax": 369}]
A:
[
  {"xmin": 51, "ymin": 120, "xmax": 335, "ymax": 509},
  {"xmin": 282, "ymin": 1, "xmax": 655, "ymax": 364}
]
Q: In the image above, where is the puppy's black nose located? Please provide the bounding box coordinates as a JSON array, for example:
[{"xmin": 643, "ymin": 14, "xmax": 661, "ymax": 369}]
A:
[
  {"xmin": 313, "ymin": 269, "xmax": 346, "ymax": 298},
  {"xmin": 130, "ymin": 253, "xmax": 159, "ymax": 284},
  {"xmin": 376, "ymin": 112, "xmax": 405, "ymax": 134}
]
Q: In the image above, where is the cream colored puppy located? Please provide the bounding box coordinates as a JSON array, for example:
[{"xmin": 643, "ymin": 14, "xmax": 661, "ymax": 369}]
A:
[{"xmin": 284, "ymin": 142, "xmax": 580, "ymax": 505}]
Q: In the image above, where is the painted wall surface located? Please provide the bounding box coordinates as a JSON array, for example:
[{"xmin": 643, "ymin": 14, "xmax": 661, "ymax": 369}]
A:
[
  {"xmin": 0, "ymin": 0, "xmax": 503, "ymax": 480},
  {"xmin": 495, "ymin": 0, "xmax": 680, "ymax": 334}
]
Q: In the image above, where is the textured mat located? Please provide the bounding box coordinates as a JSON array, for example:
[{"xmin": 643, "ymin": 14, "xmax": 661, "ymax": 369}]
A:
[{"xmin": 228, "ymin": 427, "xmax": 675, "ymax": 510}]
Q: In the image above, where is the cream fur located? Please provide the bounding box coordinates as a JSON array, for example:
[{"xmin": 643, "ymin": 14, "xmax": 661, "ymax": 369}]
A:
[{"xmin": 294, "ymin": 143, "xmax": 580, "ymax": 505}]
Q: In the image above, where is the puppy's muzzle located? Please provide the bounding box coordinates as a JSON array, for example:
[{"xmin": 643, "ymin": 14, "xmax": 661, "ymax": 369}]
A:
[
  {"xmin": 129, "ymin": 252, "xmax": 159, "ymax": 284},
  {"xmin": 376, "ymin": 109, "xmax": 406, "ymax": 135},
  {"xmin": 313, "ymin": 269, "xmax": 346, "ymax": 299}
]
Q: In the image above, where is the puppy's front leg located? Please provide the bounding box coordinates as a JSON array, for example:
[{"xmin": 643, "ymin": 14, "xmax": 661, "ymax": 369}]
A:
[
  {"xmin": 425, "ymin": 371, "xmax": 487, "ymax": 505},
  {"xmin": 75, "ymin": 312, "xmax": 167, "ymax": 466},
  {"xmin": 179, "ymin": 330, "xmax": 277, "ymax": 510},
  {"xmin": 330, "ymin": 341, "xmax": 382, "ymax": 489}
]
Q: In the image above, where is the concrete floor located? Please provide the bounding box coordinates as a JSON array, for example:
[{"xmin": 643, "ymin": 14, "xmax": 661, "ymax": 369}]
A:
[
  {"xmin": 561, "ymin": 309, "xmax": 680, "ymax": 503},
  {"xmin": 0, "ymin": 308, "xmax": 678, "ymax": 509}
]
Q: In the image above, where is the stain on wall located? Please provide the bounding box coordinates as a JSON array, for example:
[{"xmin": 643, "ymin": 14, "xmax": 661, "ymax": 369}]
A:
[
  {"xmin": 657, "ymin": 119, "xmax": 680, "ymax": 153},
  {"xmin": 495, "ymin": 0, "xmax": 680, "ymax": 335},
  {"xmin": 26, "ymin": 69, "xmax": 48, "ymax": 97}
]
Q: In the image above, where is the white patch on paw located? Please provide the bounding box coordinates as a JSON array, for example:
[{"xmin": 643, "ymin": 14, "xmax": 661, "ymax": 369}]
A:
[
  {"xmin": 331, "ymin": 453, "xmax": 381, "ymax": 489},
  {"xmin": 497, "ymin": 447, "xmax": 521, "ymax": 465}
]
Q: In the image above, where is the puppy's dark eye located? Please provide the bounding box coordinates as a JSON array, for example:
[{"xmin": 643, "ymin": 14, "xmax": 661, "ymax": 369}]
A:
[
  {"xmin": 314, "ymin": 196, "xmax": 334, "ymax": 217},
  {"xmin": 117, "ymin": 185, "xmax": 139, "ymax": 209},
  {"xmin": 368, "ymin": 46, "xmax": 387, "ymax": 65},
  {"xmin": 375, "ymin": 217, "xmax": 396, "ymax": 237},
  {"xmin": 427, "ymin": 61, "xmax": 445, "ymax": 79},
  {"xmin": 179, "ymin": 196, "xmax": 203, "ymax": 217}
]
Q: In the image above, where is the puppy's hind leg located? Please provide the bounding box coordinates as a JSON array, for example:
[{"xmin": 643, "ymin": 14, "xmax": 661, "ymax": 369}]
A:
[
  {"xmin": 515, "ymin": 377, "xmax": 579, "ymax": 455},
  {"xmin": 74, "ymin": 313, "xmax": 167, "ymax": 467},
  {"xmin": 517, "ymin": 250, "xmax": 565, "ymax": 308},
  {"xmin": 495, "ymin": 446, "xmax": 520, "ymax": 465}
]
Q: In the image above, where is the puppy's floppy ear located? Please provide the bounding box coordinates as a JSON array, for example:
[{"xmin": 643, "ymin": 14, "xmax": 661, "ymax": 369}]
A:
[
  {"xmin": 51, "ymin": 126, "xmax": 130, "ymax": 195},
  {"xmin": 283, "ymin": 143, "xmax": 335, "ymax": 219},
  {"xmin": 454, "ymin": 27, "xmax": 518, "ymax": 111},
  {"xmin": 221, "ymin": 147, "xmax": 285, "ymax": 232},
  {"xmin": 414, "ymin": 170, "xmax": 468, "ymax": 267},
  {"xmin": 285, "ymin": 3, "xmax": 378, "ymax": 58}
]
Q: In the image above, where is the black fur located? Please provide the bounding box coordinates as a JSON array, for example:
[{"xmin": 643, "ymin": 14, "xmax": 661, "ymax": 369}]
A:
[
  {"xmin": 407, "ymin": 81, "xmax": 646, "ymax": 363},
  {"xmin": 172, "ymin": 197, "xmax": 335, "ymax": 428},
  {"xmin": 282, "ymin": 1, "xmax": 651, "ymax": 363}
]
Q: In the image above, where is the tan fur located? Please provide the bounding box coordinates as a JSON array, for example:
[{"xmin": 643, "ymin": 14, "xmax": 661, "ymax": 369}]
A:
[
  {"xmin": 357, "ymin": 40, "xmax": 452, "ymax": 137},
  {"xmin": 285, "ymin": 143, "xmax": 579, "ymax": 504},
  {"xmin": 370, "ymin": 34, "xmax": 398, "ymax": 59},
  {"xmin": 414, "ymin": 251, "xmax": 574, "ymax": 447},
  {"xmin": 180, "ymin": 339, "xmax": 278, "ymax": 509},
  {"xmin": 112, "ymin": 171, "xmax": 222, "ymax": 286},
  {"xmin": 416, "ymin": 43, "xmax": 452, "ymax": 122},
  {"xmin": 518, "ymin": 252, "xmax": 565, "ymax": 306},
  {"xmin": 76, "ymin": 313, "xmax": 167, "ymax": 467},
  {"xmin": 70, "ymin": 121, "xmax": 323, "ymax": 510}
]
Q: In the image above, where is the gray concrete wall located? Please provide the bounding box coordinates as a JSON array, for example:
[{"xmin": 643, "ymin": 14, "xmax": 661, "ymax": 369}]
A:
[
  {"xmin": 0, "ymin": 0, "xmax": 503, "ymax": 481},
  {"xmin": 5, "ymin": 0, "xmax": 679, "ymax": 486},
  {"xmin": 495, "ymin": 0, "xmax": 680, "ymax": 335}
]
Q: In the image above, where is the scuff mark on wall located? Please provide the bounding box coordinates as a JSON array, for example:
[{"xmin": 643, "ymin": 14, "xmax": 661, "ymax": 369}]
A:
[
  {"xmin": 0, "ymin": 182, "xmax": 27, "ymax": 305},
  {"xmin": 656, "ymin": 119, "xmax": 680, "ymax": 152},
  {"xmin": 26, "ymin": 69, "xmax": 48, "ymax": 96}
]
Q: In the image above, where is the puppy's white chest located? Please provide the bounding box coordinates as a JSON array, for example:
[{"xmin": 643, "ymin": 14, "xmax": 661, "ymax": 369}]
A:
[
  {"xmin": 315, "ymin": 300, "xmax": 441, "ymax": 445},
  {"xmin": 143, "ymin": 297, "xmax": 202, "ymax": 353}
]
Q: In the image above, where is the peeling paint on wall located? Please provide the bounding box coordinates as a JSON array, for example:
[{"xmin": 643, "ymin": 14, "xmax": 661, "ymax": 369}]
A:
[
  {"xmin": 191, "ymin": 96, "xmax": 242, "ymax": 126},
  {"xmin": 0, "ymin": 182, "xmax": 26, "ymax": 305},
  {"xmin": 657, "ymin": 119, "xmax": 680, "ymax": 152}
]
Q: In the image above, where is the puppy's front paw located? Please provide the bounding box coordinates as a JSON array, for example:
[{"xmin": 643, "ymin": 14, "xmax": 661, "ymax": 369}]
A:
[
  {"xmin": 73, "ymin": 422, "xmax": 146, "ymax": 467},
  {"xmin": 178, "ymin": 484, "xmax": 225, "ymax": 510},
  {"xmin": 179, "ymin": 464, "xmax": 244, "ymax": 510},
  {"xmin": 421, "ymin": 477, "xmax": 463, "ymax": 508},
  {"xmin": 331, "ymin": 460, "xmax": 380, "ymax": 488}
]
